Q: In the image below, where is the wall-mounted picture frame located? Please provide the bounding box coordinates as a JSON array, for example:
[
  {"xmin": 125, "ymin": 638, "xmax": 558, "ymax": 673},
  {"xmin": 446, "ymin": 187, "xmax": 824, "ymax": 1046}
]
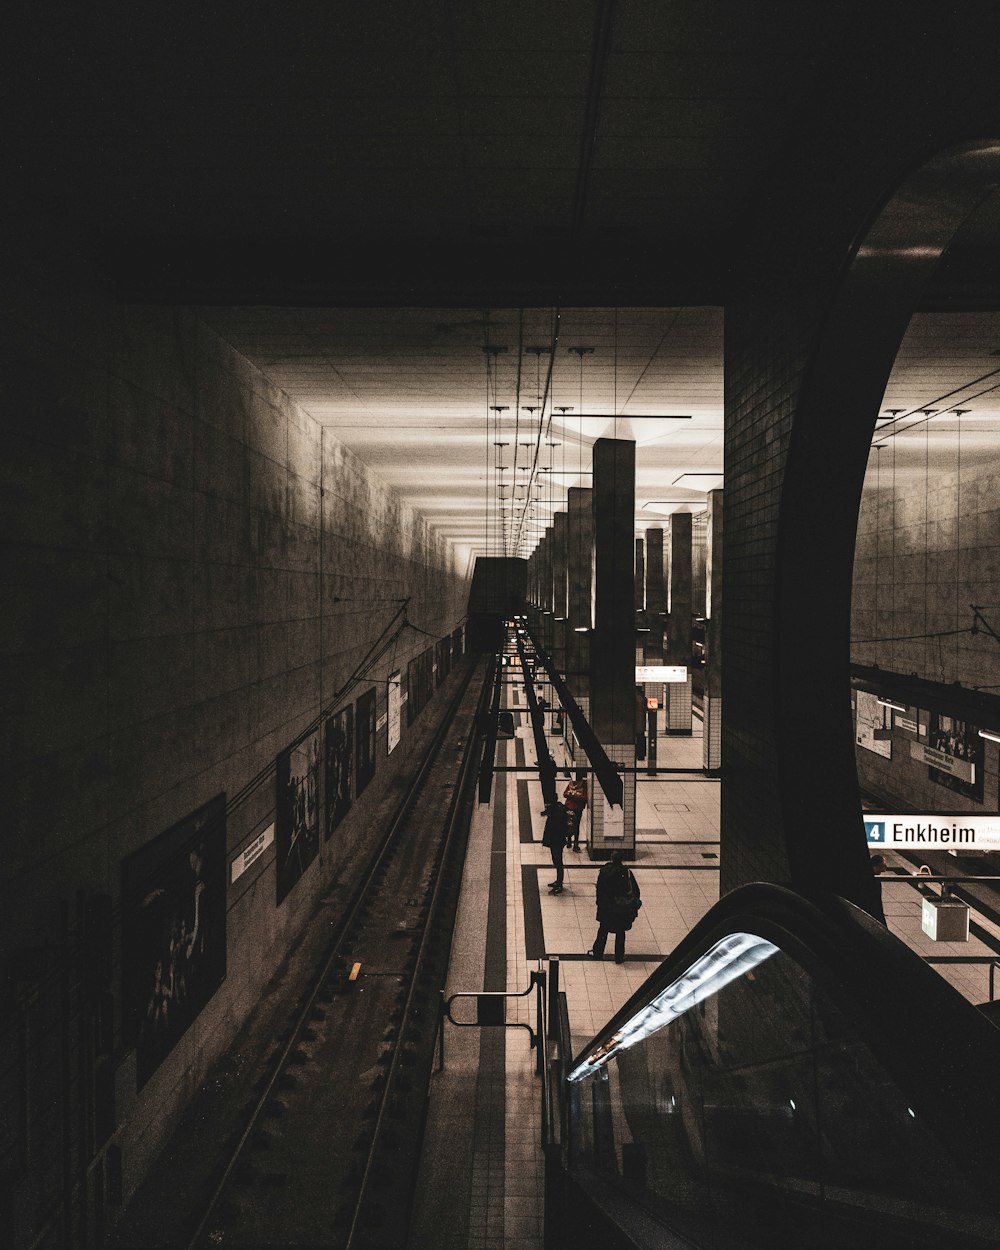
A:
[
  {"xmin": 276, "ymin": 729, "xmax": 322, "ymax": 904},
  {"xmin": 122, "ymin": 794, "xmax": 227, "ymax": 1089},
  {"xmin": 356, "ymin": 687, "xmax": 377, "ymax": 794},
  {"xmin": 325, "ymin": 705, "xmax": 353, "ymax": 838}
]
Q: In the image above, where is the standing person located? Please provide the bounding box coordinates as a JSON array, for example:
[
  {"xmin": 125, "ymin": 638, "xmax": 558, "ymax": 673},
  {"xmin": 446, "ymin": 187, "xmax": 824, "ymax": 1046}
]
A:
[
  {"xmin": 588, "ymin": 850, "xmax": 641, "ymax": 963},
  {"xmin": 541, "ymin": 799, "xmax": 568, "ymax": 894},
  {"xmin": 563, "ymin": 771, "xmax": 589, "ymax": 852}
]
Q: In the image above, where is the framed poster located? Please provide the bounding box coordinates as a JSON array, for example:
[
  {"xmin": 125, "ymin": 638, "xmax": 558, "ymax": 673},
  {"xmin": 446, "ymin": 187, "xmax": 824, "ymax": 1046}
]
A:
[
  {"xmin": 356, "ymin": 687, "xmax": 377, "ymax": 794},
  {"xmin": 855, "ymin": 689, "xmax": 891, "ymax": 758},
  {"xmin": 926, "ymin": 713, "xmax": 984, "ymax": 803},
  {"xmin": 387, "ymin": 670, "xmax": 401, "ymax": 754},
  {"xmin": 276, "ymin": 729, "xmax": 322, "ymax": 904},
  {"xmin": 325, "ymin": 705, "xmax": 353, "ymax": 838},
  {"xmin": 122, "ymin": 794, "xmax": 227, "ymax": 1089}
]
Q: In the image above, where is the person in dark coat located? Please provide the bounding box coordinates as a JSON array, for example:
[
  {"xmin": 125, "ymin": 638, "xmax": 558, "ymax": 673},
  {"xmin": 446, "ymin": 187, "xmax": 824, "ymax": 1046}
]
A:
[
  {"xmin": 541, "ymin": 799, "xmax": 568, "ymax": 894},
  {"xmin": 589, "ymin": 850, "xmax": 641, "ymax": 963}
]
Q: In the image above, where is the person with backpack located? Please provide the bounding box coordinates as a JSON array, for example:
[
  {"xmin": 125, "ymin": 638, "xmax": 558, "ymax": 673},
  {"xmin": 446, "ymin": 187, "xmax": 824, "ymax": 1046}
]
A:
[
  {"xmin": 588, "ymin": 850, "xmax": 641, "ymax": 963},
  {"xmin": 562, "ymin": 771, "xmax": 589, "ymax": 851}
]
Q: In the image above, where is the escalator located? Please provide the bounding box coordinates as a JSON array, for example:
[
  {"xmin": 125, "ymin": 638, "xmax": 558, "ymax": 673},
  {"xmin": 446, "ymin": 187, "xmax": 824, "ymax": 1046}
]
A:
[{"xmin": 544, "ymin": 884, "xmax": 1000, "ymax": 1249}]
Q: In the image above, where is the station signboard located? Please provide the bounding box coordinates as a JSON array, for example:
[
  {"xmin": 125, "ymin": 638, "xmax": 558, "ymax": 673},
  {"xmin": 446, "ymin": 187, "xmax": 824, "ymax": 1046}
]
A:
[
  {"xmin": 864, "ymin": 814, "xmax": 1000, "ymax": 850},
  {"xmin": 635, "ymin": 665, "xmax": 688, "ymax": 683},
  {"xmin": 909, "ymin": 740, "xmax": 976, "ymax": 783}
]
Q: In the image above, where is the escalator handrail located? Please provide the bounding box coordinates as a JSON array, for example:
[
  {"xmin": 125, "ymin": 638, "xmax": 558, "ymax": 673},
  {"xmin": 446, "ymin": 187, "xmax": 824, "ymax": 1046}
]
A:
[{"xmin": 568, "ymin": 881, "xmax": 1000, "ymax": 1194}]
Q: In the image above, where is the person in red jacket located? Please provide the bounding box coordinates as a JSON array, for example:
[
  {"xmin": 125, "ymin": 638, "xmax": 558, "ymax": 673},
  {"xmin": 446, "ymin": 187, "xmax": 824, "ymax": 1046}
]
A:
[{"xmin": 562, "ymin": 771, "xmax": 589, "ymax": 852}]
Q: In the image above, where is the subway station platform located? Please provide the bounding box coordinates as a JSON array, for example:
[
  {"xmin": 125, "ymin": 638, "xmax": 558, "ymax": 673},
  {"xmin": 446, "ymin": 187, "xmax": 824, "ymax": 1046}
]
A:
[
  {"xmin": 410, "ymin": 685, "xmax": 720, "ymax": 1250},
  {"xmin": 411, "ymin": 682, "xmax": 1000, "ymax": 1250}
]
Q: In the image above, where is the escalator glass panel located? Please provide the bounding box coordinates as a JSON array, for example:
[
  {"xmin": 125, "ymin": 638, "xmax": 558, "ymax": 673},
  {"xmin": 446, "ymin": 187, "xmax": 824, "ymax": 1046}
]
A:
[{"xmin": 567, "ymin": 944, "xmax": 999, "ymax": 1248}]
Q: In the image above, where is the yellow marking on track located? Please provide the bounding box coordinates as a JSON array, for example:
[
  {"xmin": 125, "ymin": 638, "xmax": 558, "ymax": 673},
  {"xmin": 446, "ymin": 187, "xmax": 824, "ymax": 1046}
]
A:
[{"xmin": 349, "ymin": 962, "xmax": 362, "ymax": 982}]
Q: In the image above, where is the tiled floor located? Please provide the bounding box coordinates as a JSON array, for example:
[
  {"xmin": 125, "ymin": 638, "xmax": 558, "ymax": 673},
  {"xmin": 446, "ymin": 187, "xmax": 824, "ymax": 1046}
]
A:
[
  {"xmin": 877, "ymin": 850, "xmax": 1000, "ymax": 1006},
  {"xmin": 418, "ymin": 687, "xmax": 1000, "ymax": 1250}
]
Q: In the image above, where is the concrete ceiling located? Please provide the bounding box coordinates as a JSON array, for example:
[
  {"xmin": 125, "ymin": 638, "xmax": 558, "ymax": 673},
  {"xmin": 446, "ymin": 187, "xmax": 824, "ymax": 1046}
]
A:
[
  {"xmin": 9, "ymin": 2, "xmax": 999, "ymax": 562},
  {"xmin": 204, "ymin": 305, "xmax": 724, "ymax": 561}
]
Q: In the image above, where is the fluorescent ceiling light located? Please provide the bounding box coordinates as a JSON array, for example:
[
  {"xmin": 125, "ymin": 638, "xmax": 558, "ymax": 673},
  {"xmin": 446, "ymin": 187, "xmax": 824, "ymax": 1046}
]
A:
[
  {"xmin": 978, "ymin": 729, "xmax": 1000, "ymax": 744},
  {"xmin": 877, "ymin": 697, "xmax": 908, "ymax": 713}
]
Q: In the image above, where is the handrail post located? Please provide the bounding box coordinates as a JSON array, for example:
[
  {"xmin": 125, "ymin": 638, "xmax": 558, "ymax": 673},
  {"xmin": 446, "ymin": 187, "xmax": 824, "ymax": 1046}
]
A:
[
  {"xmin": 547, "ymin": 957, "xmax": 560, "ymax": 1041},
  {"xmin": 535, "ymin": 970, "xmax": 546, "ymax": 1075}
]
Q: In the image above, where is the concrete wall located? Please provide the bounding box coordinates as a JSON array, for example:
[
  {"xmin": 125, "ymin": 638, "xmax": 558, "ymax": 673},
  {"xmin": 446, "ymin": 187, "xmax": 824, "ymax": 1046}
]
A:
[
  {"xmin": 0, "ymin": 262, "xmax": 471, "ymax": 1211},
  {"xmin": 852, "ymin": 459, "xmax": 1000, "ymax": 810}
]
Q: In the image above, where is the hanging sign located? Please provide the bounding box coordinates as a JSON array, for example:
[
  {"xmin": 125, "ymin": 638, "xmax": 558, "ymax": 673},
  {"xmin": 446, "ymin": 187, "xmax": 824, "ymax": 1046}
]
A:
[
  {"xmin": 635, "ymin": 665, "xmax": 688, "ymax": 683},
  {"xmin": 387, "ymin": 670, "xmax": 402, "ymax": 753}
]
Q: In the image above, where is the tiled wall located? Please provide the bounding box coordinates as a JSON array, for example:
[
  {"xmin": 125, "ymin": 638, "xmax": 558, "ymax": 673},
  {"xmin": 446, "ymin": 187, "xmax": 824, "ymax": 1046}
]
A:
[
  {"xmin": 852, "ymin": 461, "xmax": 1000, "ymax": 811},
  {"xmin": 853, "ymin": 462, "xmax": 1000, "ymax": 690},
  {"xmin": 0, "ymin": 263, "xmax": 470, "ymax": 1205}
]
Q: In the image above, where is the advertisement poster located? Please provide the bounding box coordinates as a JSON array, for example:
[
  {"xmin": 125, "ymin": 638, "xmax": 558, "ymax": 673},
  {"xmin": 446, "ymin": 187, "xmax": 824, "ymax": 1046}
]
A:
[
  {"xmin": 276, "ymin": 730, "xmax": 322, "ymax": 904},
  {"xmin": 356, "ymin": 687, "xmax": 377, "ymax": 794},
  {"xmin": 325, "ymin": 705, "xmax": 353, "ymax": 838},
  {"xmin": 926, "ymin": 712, "xmax": 984, "ymax": 803},
  {"xmin": 122, "ymin": 794, "xmax": 227, "ymax": 1088},
  {"xmin": 855, "ymin": 689, "xmax": 891, "ymax": 758}
]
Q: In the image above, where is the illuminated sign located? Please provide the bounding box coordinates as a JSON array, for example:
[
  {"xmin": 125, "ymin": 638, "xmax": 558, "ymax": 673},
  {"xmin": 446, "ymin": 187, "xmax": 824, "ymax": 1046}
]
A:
[
  {"xmin": 646, "ymin": 697, "xmax": 659, "ymax": 710},
  {"xmin": 635, "ymin": 665, "xmax": 688, "ymax": 683},
  {"xmin": 865, "ymin": 815, "xmax": 1000, "ymax": 849}
]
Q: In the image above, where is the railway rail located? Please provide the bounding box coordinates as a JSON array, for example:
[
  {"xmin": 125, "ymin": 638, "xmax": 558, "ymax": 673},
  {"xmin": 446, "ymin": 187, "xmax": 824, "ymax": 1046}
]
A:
[{"xmin": 168, "ymin": 655, "xmax": 492, "ymax": 1250}]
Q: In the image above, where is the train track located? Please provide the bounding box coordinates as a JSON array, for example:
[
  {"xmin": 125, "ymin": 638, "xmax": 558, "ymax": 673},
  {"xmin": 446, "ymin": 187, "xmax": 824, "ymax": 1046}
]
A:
[{"xmin": 181, "ymin": 656, "xmax": 492, "ymax": 1250}]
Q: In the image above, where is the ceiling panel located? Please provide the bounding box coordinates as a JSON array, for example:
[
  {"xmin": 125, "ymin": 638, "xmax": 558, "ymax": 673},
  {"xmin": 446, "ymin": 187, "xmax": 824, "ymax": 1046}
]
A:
[{"xmin": 204, "ymin": 305, "xmax": 725, "ymax": 558}]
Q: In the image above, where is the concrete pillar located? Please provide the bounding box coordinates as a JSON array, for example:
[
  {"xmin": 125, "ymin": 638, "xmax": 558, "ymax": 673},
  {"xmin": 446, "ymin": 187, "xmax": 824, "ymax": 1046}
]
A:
[
  {"xmin": 665, "ymin": 513, "xmax": 693, "ymax": 734},
  {"xmin": 551, "ymin": 510, "xmax": 568, "ymax": 682},
  {"xmin": 566, "ymin": 487, "xmax": 593, "ymax": 770},
  {"xmin": 644, "ymin": 527, "xmax": 665, "ymax": 662},
  {"xmin": 703, "ymin": 489, "xmax": 723, "ymax": 770},
  {"xmin": 590, "ymin": 439, "xmax": 636, "ymax": 857},
  {"xmin": 634, "ymin": 537, "xmax": 645, "ymax": 611},
  {"xmin": 541, "ymin": 524, "xmax": 554, "ymax": 650}
]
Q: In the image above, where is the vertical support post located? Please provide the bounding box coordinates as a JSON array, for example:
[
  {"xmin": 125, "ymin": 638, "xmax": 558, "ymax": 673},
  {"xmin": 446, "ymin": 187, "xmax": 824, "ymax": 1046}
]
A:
[
  {"xmin": 644, "ymin": 527, "xmax": 665, "ymax": 661},
  {"xmin": 547, "ymin": 958, "xmax": 560, "ymax": 1041},
  {"xmin": 535, "ymin": 970, "xmax": 547, "ymax": 1075},
  {"xmin": 646, "ymin": 705, "xmax": 658, "ymax": 774},
  {"xmin": 551, "ymin": 510, "xmax": 569, "ymax": 681},
  {"xmin": 567, "ymin": 486, "xmax": 593, "ymax": 765},
  {"xmin": 703, "ymin": 488, "xmax": 723, "ymax": 770},
  {"xmin": 590, "ymin": 438, "xmax": 636, "ymax": 858},
  {"xmin": 664, "ymin": 513, "xmax": 693, "ymax": 735}
]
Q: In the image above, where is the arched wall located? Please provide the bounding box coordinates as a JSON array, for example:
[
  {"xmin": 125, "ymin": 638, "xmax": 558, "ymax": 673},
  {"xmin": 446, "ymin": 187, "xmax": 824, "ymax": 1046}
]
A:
[{"xmin": 721, "ymin": 19, "xmax": 1000, "ymax": 914}]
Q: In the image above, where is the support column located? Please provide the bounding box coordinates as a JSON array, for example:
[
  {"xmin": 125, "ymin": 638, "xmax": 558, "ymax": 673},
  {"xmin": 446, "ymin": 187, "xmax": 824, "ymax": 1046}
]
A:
[
  {"xmin": 566, "ymin": 487, "xmax": 593, "ymax": 770},
  {"xmin": 644, "ymin": 528, "xmax": 665, "ymax": 662},
  {"xmin": 551, "ymin": 511, "xmax": 568, "ymax": 683},
  {"xmin": 703, "ymin": 489, "xmax": 723, "ymax": 770},
  {"xmin": 590, "ymin": 439, "xmax": 636, "ymax": 858},
  {"xmin": 664, "ymin": 513, "xmax": 693, "ymax": 734}
]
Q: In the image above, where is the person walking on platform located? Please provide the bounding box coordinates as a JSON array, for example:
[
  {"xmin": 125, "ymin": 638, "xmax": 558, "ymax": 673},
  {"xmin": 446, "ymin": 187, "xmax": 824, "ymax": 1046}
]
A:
[
  {"xmin": 588, "ymin": 850, "xmax": 641, "ymax": 963},
  {"xmin": 563, "ymin": 771, "xmax": 589, "ymax": 852},
  {"xmin": 541, "ymin": 799, "xmax": 568, "ymax": 894}
]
